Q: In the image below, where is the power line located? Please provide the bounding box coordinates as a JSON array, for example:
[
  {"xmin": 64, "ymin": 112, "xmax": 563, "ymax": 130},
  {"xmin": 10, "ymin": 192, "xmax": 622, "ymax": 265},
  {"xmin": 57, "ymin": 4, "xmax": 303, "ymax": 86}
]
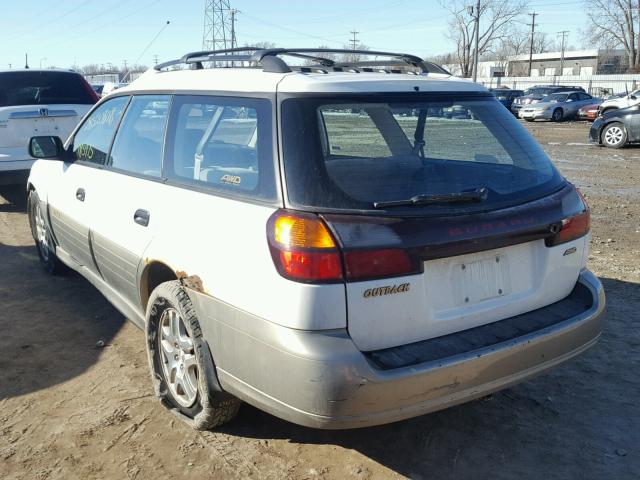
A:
[{"xmin": 527, "ymin": 12, "xmax": 538, "ymax": 76}]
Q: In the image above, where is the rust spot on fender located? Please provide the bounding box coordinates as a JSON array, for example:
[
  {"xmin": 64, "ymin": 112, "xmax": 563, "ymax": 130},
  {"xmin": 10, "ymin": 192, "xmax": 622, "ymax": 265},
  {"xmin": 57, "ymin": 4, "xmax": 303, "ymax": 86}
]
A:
[{"xmin": 176, "ymin": 271, "xmax": 205, "ymax": 294}]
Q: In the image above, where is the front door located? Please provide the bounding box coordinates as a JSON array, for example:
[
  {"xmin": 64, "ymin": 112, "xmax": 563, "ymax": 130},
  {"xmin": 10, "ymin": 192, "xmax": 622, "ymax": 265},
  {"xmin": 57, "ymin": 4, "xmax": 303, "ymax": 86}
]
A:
[{"xmin": 48, "ymin": 96, "xmax": 129, "ymax": 273}]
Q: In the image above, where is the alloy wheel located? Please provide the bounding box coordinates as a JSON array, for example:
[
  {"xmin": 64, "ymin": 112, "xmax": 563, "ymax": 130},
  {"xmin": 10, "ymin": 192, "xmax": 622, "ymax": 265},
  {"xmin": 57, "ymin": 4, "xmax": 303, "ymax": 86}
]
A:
[
  {"xmin": 158, "ymin": 308, "xmax": 199, "ymax": 407},
  {"xmin": 604, "ymin": 125, "xmax": 624, "ymax": 146},
  {"xmin": 34, "ymin": 202, "xmax": 50, "ymax": 263}
]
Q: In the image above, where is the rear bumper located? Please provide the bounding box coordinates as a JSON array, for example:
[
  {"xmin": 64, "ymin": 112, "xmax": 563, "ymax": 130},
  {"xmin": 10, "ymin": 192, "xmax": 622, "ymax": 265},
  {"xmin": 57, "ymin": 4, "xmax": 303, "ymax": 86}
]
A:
[{"xmin": 189, "ymin": 270, "xmax": 604, "ymax": 429}]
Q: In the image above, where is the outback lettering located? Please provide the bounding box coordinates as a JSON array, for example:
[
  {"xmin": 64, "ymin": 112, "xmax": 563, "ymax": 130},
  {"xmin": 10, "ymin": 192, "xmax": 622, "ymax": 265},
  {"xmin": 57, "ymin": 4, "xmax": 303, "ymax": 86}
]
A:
[{"xmin": 363, "ymin": 283, "xmax": 411, "ymax": 298}]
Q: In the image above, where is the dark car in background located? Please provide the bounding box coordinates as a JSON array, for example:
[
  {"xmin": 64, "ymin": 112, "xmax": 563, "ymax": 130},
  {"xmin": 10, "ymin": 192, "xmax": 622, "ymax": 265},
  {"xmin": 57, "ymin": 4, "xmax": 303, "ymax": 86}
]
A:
[
  {"xmin": 489, "ymin": 88, "xmax": 524, "ymax": 111},
  {"xmin": 511, "ymin": 85, "xmax": 586, "ymax": 116},
  {"xmin": 589, "ymin": 105, "xmax": 640, "ymax": 148}
]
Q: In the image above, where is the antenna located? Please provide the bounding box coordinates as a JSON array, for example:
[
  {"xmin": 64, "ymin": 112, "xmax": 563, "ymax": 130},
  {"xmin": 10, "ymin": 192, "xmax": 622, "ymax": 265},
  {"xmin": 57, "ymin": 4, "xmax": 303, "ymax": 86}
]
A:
[{"xmin": 202, "ymin": 0, "xmax": 233, "ymax": 50}]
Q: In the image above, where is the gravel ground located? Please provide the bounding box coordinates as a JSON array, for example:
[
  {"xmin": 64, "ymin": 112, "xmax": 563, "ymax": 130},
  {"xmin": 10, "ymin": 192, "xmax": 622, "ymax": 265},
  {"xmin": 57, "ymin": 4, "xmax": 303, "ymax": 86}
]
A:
[{"xmin": 0, "ymin": 120, "xmax": 638, "ymax": 480}]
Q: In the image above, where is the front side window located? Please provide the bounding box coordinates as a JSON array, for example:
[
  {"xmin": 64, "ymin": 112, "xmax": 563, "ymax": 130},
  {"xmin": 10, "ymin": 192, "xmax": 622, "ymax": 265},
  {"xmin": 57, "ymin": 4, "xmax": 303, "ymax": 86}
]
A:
[
  {"xmin": 72, "ymin": 96, "xmax": 129, "ymax": 164},
  {"xmin": 281, "ymin": 94, "xmax": 563, "ymax": 215},
  {"xmin": 166, "ymin": 95, "xmax": 276, "ymax": 200},
  {"xmin": 109, "ymin": 95, "xmax": 170, "ymax": 177}
]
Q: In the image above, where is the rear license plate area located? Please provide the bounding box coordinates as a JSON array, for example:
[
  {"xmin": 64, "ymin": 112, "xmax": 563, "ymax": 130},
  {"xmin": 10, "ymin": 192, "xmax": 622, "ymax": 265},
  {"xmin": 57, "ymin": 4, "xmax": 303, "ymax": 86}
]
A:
[{"xmin": 452, "ymin": 254, "xmax": 511, "ymax": 305}]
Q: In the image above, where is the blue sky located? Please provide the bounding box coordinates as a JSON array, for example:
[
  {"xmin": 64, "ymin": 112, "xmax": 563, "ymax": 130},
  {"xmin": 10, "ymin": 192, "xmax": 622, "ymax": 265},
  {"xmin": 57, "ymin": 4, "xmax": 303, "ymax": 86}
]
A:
[{"xmin": 2, "ymin": 0, "xmax": 587, "ymax": 70}]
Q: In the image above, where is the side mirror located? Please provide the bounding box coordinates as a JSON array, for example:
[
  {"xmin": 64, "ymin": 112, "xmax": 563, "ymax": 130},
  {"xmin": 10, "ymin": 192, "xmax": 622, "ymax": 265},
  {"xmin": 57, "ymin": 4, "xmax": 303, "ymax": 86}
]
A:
[
  {"xmin": 29, "ymin": 136, "xmax": 65, "ymax": 159},
  {"xmin": 630, "ymin": 95, "xmax": 637, "ymax": 100}
]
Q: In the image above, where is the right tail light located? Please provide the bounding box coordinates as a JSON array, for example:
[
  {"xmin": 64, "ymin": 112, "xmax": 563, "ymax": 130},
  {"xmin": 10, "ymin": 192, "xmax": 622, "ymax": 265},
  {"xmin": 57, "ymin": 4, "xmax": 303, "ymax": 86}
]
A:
[{"xmin": 546, "ymin": 189, "xmax": 590, "ymax": 246}]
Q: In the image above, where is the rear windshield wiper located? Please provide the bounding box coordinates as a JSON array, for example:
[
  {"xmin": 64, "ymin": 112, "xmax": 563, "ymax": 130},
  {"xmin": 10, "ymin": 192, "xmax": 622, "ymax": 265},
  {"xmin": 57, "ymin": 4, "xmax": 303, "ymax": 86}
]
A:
[{"xmin": 373, "ymin": 187, "xmax": 488, "ymax": 209}]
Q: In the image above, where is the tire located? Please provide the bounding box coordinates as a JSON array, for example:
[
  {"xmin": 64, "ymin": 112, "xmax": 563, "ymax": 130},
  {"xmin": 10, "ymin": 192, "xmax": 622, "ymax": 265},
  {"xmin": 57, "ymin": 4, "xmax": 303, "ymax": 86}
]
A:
[
  {"xmin": 27, "ymin": 190, "xmax": 66, "ymax": 275},
  {"xmin": 601, "ymin": 122, "xmax": 627, "ymax": 149},
  {"xmin": 146, "ymin": 280, "xmax": 241, "ymax": 430},
  {"xmin": 551, "ymin": 108, "xmax": 563, "ymax": 122}
]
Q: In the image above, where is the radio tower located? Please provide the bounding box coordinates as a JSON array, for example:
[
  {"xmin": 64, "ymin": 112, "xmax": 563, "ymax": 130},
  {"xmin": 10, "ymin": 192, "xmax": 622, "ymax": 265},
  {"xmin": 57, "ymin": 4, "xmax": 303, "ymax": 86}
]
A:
[{"xmin": 202, "ymin": 0, "xmax": 233, "ymax": 51}]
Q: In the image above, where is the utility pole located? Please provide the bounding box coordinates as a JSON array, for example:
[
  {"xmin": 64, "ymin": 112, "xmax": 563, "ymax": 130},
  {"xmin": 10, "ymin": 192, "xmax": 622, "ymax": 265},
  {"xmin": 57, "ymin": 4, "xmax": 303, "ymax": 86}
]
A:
[
  {"xmin": 25, "ymin": 53, "xmax": 29, "ymax": 69},
  {"xmin": 471, "ymin": 0, "xmax": 481, "ymax": 82},
  {"xmin": 350, "ymin": 30, "xmax": 359, "ymax": 50},
  {"xmin": 557, "ymin": 30, "xmax": 569, "ymax": 75},
  {"xmin": 527, "ymin": 12, "xmax": 537, "ymax": 76},
  {"xmin": 230, "ymin": 9, "xmax": 239, "ymax": 49}
]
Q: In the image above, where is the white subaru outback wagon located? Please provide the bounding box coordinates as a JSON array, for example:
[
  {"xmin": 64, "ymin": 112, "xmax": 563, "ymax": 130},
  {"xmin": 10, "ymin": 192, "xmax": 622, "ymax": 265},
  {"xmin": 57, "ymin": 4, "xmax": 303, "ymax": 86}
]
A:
[{"xmin": 26, "ymin": 48, "xmax": 605, "ymax": 430}]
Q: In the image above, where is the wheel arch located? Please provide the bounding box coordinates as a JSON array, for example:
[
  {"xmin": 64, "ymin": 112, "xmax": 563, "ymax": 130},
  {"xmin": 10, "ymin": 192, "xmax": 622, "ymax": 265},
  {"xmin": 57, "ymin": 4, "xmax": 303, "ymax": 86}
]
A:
[{"xmin": 139, "ymin": 261, "xmax": 178, "ymax": 311}]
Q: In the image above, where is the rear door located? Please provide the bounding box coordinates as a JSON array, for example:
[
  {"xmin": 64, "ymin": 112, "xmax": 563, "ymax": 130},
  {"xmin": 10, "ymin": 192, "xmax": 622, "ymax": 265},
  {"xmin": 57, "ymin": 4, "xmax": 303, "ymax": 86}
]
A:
[
  {"xmin": 47, "ymin": 96, "xmax": 129, "ymax": 273},
  {"xmin": 0, "ymin": 71, "xmax": 96, "ymax": 164},
  {"xmin": 89, "ymin": 95, "xmax": 171, "ymax": 308}
]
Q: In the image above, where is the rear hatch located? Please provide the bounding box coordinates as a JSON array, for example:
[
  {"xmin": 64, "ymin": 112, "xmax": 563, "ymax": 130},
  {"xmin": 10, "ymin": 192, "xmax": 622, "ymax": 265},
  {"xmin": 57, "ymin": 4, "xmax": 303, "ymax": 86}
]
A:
[
  {"xmin": 0, "ymin": 71, "xmax": 96, "ymax": 161},
  {"xmin": 279, "ymin": 91, "xmax": 590, "ymax": 351}
]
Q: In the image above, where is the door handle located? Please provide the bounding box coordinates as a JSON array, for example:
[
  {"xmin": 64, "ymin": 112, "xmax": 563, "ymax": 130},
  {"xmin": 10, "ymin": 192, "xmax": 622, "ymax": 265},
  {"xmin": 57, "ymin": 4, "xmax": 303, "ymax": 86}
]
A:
[
  {"xmin": 76, "ymin": 188, "xmax": 85, "ymax": 202},
  {"xmin": 133, "ymin": 209, "xmax": 150, "ymax": 227}
]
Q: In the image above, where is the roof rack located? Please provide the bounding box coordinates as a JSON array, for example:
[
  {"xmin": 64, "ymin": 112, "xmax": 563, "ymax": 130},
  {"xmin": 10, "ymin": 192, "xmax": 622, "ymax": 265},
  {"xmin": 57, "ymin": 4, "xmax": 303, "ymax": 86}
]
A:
[{"xmin": 154, "ymin": 47, "xmax": 451, "ymax": 75}]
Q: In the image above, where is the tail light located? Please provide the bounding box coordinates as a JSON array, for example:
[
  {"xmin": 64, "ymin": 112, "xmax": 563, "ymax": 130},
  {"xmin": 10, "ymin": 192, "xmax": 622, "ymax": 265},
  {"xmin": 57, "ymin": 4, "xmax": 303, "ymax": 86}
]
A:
[
  {"xmin": 267, "ymin": 210, "xmax": 421, "ymax": 283},
  {"xmin": 267, "ymin": 211, "xmax": 343, "ymax": 283},
  {"xmin": 546, "ymin": 190, "xmax": 590, "ymax": 246}
]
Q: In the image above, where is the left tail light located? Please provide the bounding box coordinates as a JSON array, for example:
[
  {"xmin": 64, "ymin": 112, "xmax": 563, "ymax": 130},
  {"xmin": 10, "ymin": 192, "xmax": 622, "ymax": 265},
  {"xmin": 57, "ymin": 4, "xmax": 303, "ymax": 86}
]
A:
[
  {"xmin": 267, "ymin": 211, "xmax": 343, "ymax": 283},
  {"xmin": 267, "ymin": 210, "xmax": 422, "ymax": 283}
]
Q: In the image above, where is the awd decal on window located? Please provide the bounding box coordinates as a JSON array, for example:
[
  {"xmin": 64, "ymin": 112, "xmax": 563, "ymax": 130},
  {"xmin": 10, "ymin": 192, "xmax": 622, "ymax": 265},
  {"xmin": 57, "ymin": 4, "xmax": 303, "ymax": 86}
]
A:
[
  {"xmin": 363, "ymin": 283, "xmax": 411, "ymax": 298},
  {"xmin": 220, "ymin": 174, "xmax": 241, "ymax": 185}
]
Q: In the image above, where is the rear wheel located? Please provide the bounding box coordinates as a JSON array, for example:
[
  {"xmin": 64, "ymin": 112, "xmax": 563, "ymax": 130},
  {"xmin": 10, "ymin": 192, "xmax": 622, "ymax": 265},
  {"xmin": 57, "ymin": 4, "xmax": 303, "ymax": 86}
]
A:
[
  {"xmin": 146, "ymin": 280, "xmax": 241, "ymax": 430},
  {"xmin": 551, "ymin": 108, "xmax": 563, "ymax": 122},
  {"xmin": 601, "ymin": 122, "xmax": 627, "ymax": 148}
]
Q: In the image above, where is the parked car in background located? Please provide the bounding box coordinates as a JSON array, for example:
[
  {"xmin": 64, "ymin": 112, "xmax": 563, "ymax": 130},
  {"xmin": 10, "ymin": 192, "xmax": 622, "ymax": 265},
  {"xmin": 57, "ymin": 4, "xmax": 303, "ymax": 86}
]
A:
[
  {"xmin": 101, "ymin": 81, "xmax": 128, "ymax": 97},
  {"xmin": 577, "ymin": 102, "xmax": 602, "ymax": 121},
  {"xmin": 489, "ymin": 88, "xmax": 524, "ymax": 111},
  {"xmin": 511, "ymin": 85, "xmax": 586, "ymax": 116},
  {"xmin": 519, "ymin": 91, "xmax": 595, "ymax": 122},
  {"xmin": 590, "ymin": 105, "xmax": 640, "ymax": 148},
  {"xmin": 598, "ymin": 89, "xmax": 640, "ymax": 114},
  {"xmin": 0, "ymin": 69, "xmax": 98, "ymax": 185},
  {"xmin": 25, "ymin": 47, "xmax": 603, "ymax": 431}
]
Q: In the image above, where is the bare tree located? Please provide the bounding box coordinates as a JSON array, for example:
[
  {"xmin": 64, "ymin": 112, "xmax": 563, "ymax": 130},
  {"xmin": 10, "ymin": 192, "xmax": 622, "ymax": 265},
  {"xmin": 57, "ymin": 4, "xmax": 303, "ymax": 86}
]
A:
[
  {"xmin": 441, "ymin": 0, "xmax": 528, "ymax": 77},
  {"xmin": 584, "ymin": 0, "xmax": 640, "ymax": 71}
]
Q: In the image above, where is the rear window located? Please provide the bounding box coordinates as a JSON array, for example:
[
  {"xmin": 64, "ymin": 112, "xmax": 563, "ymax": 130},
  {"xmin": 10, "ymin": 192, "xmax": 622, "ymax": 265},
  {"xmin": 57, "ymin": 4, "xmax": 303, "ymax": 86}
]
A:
[
  {"xmin": 281, "ymin": 94, "xmax": 564, "ymax": 215},
  {"xmin": 0, "ymin": 71, "xmax": 95, "ymax": 107}
]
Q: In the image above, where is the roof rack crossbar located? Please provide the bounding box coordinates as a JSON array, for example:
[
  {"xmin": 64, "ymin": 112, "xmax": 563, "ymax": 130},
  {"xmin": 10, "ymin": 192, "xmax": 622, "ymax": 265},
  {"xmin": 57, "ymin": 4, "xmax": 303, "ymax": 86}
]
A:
[{"xmin": 155, "ymin": 47, "xmax": 451, "ymax": 75}]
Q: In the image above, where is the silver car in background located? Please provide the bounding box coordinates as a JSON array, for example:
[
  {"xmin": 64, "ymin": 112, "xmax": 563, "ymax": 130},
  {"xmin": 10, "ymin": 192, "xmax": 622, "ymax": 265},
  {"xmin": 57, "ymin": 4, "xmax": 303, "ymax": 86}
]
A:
[{"xmin": 519, "ymin": 91, "xmax": 596, "ymax": 122}]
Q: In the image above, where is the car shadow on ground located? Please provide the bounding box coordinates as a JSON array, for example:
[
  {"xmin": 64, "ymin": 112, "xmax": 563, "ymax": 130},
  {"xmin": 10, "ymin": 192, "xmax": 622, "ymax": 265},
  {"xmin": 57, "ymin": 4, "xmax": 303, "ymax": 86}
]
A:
[
  {"xmin": 0, "ymin": 185, "xmax": 28, "ymax": 213},
  {"xmin": 216, "ymin": 276, "xmax": 639, "ymax": 479},
  {"xmin": 0, "ymin": 242, "xmax": 125, "ymax": 400}
]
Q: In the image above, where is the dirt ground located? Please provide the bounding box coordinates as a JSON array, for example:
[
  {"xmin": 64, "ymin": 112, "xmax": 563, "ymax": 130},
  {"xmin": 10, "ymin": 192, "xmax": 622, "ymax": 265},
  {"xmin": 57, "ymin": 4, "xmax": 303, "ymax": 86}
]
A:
[{"xmin": 1, "ymin": 120, "xmax": 639, "ymax": 480}]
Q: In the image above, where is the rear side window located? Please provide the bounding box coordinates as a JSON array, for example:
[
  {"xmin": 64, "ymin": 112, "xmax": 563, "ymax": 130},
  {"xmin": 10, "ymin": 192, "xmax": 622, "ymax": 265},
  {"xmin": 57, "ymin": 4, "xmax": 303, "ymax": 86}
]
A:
[
  {"xmin": 0, "ymin": 71, "xmax": 96, "ymax": 107},
  {"xmin": 109, "ymin": 95, "xmax": 170, "ymax": 177},
  {"xmin": 72, "ymin": 96, "xmax": 129, "ymax": 165},
  {"xmin": 166, "ymin": 95, "xmax": 276, "ymax": 201}
]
